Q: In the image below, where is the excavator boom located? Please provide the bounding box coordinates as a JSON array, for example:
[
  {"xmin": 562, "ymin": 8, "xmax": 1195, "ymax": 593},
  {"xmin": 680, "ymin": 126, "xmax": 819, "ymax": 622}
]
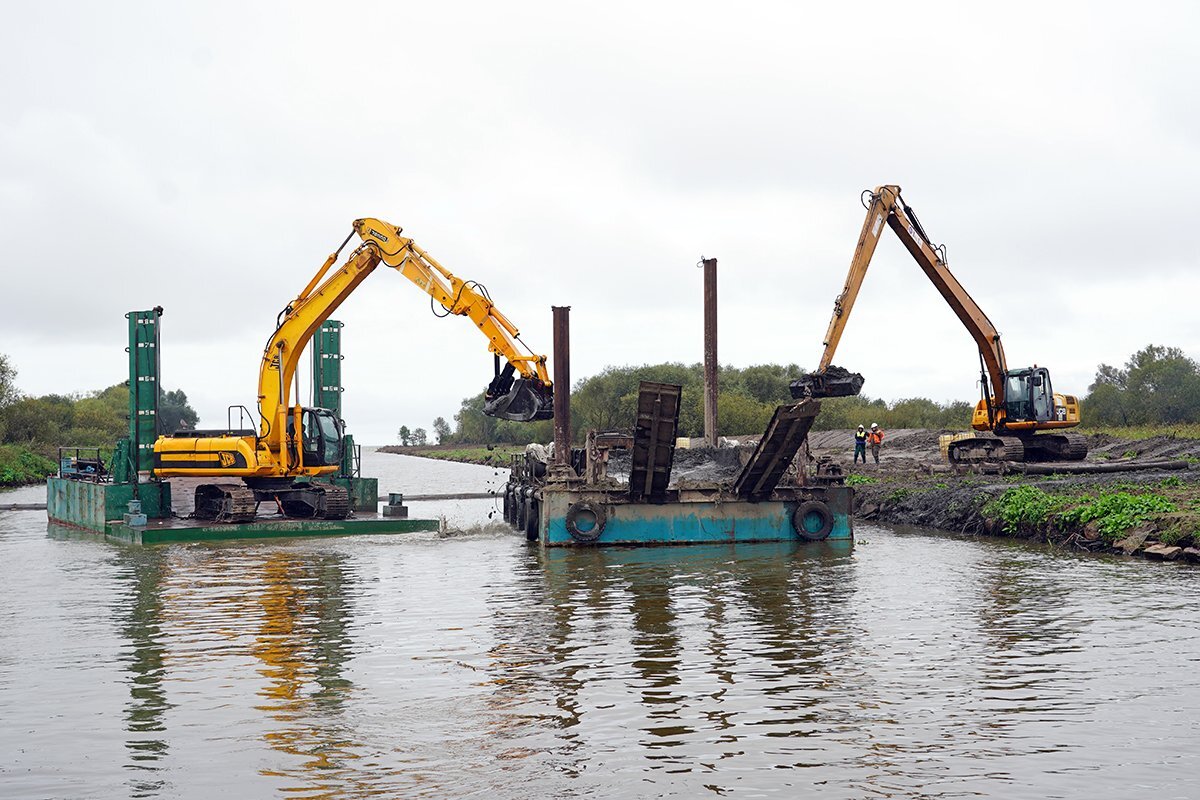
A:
[
  {"xmin": 154, "ymin": 217, "xmax": 553, "ymax": 522},
  {"xmin": 793, "ymin": 185, "xmax": 1084, "ymax": 462},
  {"xmin": 258, "ymin": 218, "xmax": 552, "ymax": 456}
]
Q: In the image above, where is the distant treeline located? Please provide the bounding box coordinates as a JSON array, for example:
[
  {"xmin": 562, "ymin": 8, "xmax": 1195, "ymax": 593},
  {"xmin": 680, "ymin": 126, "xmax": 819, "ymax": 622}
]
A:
[
  {"xmin": 1085, "ymin": 345, "xmax": 1200, "ymax": 426},
  {"xmin": 443, "ymin": 362, "xmax": 973, "ymax": 445},
  {"xmin": 0, "ymin": 353, "xmax": 199, "ymax": 462},
  {"xmin": 438, "ymin": 344, "xmax": 1200, "ymax": 446}
]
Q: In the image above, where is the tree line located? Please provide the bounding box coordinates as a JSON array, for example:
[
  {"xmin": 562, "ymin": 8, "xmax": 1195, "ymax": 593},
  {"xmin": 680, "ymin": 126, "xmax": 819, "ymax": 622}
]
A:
[
  {"xmin": 432, "ymin": 344, "xmax": 1200, "ymax": 445},
  {"xmin": 0, "ymin": 354, "xmax": 198, "ymax": 457}
]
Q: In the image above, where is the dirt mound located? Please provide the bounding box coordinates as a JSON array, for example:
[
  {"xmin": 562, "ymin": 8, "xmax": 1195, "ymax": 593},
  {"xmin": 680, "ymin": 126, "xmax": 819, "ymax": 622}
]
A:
[
  {"xmin": 1086, "ymin": 434, "xmax": 1200, "ymax": 462},
  {"xmin": 605, "ymin": 444, "xmax": 749, "ymax": 487}
]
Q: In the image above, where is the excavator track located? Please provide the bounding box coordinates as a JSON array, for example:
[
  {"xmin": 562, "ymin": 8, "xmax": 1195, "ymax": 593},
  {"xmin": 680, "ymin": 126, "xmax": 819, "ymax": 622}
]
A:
[
  {"xmin": 272, "ymin": 483, "xmax": 352, "ymax": 520},
  {"xmin": 194, "ymin": 483, "xmax": 258, "ymax": 523},
  {"xmin": 948, "ymin": 432, "xmax": 1088, "ymax": 464},
  {"xmin": 947, "ymin": 436, "xmax": 1008, "ymax": 464},
  {"xmin": 318, "ymin": 485, "xmax": 351, "ymax": 520},
  {"xmin": 1019, "ymin": 432, "xmax": 1089, "ymax": 462}
]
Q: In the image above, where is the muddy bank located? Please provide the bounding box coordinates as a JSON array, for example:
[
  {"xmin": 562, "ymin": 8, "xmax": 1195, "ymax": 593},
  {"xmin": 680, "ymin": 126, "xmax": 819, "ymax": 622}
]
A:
[{"xmin": 825, "ymin": 430, "xmax": 1200, "ymax": 563}]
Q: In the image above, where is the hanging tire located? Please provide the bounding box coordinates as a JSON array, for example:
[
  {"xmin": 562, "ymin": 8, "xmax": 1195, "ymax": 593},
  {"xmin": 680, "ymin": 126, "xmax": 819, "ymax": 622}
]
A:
[
  {"xmin": 792, "ymin": 500, "xmax": 834, "ymax": 541},
  {"xmin": 523, "ymin": 497, "xmax": 540, "ymax": 541},
  {"xmin": 514, "ymin": 488, "xmax": 526, "ymax": 530},
  {"xmin": 502, "ymin": 486, "xmax": 512, "ymax": 523},
  {"xmin": 565, "ymin": 501, "xmax": 607, "ymax": 544}
]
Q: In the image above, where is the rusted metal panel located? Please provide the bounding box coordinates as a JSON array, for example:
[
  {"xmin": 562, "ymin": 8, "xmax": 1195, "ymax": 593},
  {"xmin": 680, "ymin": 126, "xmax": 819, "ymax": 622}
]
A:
[
  {"xmin": 733, "ymin": 399, "xmax": 821, "ymax": 500},
  {"xmin": 628, "ymin": 382, "xmax": 681, "ymax": 502},
  {"xmin": 45, "ymin": 478, "xmax": 172, "ymax": 533},
  {"xmin": 702, "ymin": 257, "xmax": 718, "ymax": 447},
  {"xmin": 552, "ymin": 306, "xmax": 572, "ymax": 469}
]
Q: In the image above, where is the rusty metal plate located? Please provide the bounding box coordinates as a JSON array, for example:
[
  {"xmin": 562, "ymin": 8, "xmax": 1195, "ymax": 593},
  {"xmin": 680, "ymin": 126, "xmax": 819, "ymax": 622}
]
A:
[
  {"xmin": 628, "ymin": 381, "xmax": 681, "ymax": 502},
  {"xmin": 733, "ymin": 399, "xmax": 821, "ymax": 500}
]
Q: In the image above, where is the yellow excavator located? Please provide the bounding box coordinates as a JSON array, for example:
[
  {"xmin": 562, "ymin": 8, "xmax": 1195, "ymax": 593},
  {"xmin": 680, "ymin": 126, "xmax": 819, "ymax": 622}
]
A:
[
  {"xmin": 792, "ymin": 185, "xmax": 1086, "ymax": 463},
  {"xmin": 153, "ymin": 218, "xmax": 553, "ymax": 521}
]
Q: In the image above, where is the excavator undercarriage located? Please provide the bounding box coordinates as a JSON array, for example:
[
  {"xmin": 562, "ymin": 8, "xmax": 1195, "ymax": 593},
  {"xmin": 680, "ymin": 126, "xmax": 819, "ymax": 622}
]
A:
[
  {"xmin": 193, "ymin": 481, "xmax": 352, "ymax": 523},
  {"xmin": 947, "ymin": 432, "xmax": 1089, "ymax": 464}
]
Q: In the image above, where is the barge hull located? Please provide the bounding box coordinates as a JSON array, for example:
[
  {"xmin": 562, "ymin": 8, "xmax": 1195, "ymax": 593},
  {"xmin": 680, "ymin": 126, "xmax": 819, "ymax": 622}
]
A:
[{"xmin": 540, "ymin": 486, "xmax": 852, "ymax": 547}]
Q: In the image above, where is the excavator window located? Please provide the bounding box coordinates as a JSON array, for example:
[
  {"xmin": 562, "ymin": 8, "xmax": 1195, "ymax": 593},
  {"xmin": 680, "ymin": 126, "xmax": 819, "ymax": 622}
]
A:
[
  {"xmin": 1031, "ymin": 368, "xmax": 1053, "ymax": 422},
  {"xmin": 299, "ymin": 408, "xmax": 343, "ymax": 467},
  {"xmin": 1004, "ymin": 372, "xmax": 1033, "ymax": 422}
]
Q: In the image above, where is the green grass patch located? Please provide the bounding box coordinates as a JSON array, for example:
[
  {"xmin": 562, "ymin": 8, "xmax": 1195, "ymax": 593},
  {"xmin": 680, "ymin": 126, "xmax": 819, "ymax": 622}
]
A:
[
  {"xmin": 0, "ymin": 445, "xmax": 57, "ymax": 487},
  {"xmin": 845, "ymin": 474, "xmax": 878, "ymax": 486},
  {"xmin": 983, "ymin": 485, "xmax": 1067, "ymax": 533},
  {"xmin": 1058, "ymin": 492, "xmax": 1176, "ymax": 539},
  {"xmin": 395, "ymin": 445, "xmax": 526, "ymax": 466},
  {"xmin": 1081, "ymin": 423, "xmax": 1200, "ymax": 440}
]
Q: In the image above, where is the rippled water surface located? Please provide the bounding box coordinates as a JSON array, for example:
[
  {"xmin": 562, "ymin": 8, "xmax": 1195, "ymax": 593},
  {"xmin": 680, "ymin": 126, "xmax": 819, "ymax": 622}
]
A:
[{"xmin": 2, "ymin": 452, "xmax": 1198, "ymax": 798}]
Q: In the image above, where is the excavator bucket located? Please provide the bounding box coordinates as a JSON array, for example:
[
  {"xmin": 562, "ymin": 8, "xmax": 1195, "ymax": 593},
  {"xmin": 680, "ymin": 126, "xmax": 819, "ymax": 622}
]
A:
[
  {"xmin": 789, "ymin": 365, "xmax": 865, "ymax": 399},
  {"xmin": 484, "ymin": 378, "xmax": 555, "ymax": 422}
]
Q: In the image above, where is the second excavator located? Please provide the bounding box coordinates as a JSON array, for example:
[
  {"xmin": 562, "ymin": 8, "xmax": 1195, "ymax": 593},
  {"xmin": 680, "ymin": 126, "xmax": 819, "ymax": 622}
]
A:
[
  {"xmin": 792, "ymin": 185, "xmax": 1086, "ymax": 463},
  {"xmin": 153, "ymin": 218, "xmax": 553, "ymax": 521}
]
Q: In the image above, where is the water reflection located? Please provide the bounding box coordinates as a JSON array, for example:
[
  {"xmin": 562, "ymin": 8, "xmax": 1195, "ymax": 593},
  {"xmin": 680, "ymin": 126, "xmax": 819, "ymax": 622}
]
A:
[
  {"xmin": 113, "ymin": 547, "xmax": 172, "ymax": 799},
  {"xmin": 107, "ymin": 542, "xmax": 378, "ymax": 798},
  {"xmin": 250, "ymin": 551, "xmax": 363, "ymax": 795},
  {"xmin": 20, "ymin": 508, "xmax": 1200, "ymax": 799},
  {"xmin": 484, "ymin": 542, "xmax": 860, "ymax": 788}
]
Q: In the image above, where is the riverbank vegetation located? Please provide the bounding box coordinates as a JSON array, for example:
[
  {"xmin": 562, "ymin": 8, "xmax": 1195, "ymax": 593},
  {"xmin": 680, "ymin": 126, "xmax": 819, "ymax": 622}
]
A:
[
  {"xmin": 0, "ymin": 352, "xmax": 198, "ymax": 487},
  {"xmin": 427, "ymin": 344, "xmax": 1200, "ymax": 448},
  {"xmin": 378, "ymin": 443, "xmax": 524, "ymax": 466}
]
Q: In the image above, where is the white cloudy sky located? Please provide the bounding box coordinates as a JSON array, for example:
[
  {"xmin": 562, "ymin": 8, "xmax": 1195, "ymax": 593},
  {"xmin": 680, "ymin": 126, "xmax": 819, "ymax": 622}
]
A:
[{"xmin": 2, "ymin": 1, "xmax": 1197, "ymax": 443}]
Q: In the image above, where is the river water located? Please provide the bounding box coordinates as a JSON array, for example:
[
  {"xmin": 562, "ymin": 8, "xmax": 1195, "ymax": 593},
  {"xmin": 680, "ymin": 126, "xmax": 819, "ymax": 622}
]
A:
[{"xmin": 1, "ymin": 451, "xmax": 1197, "ymax": 799}]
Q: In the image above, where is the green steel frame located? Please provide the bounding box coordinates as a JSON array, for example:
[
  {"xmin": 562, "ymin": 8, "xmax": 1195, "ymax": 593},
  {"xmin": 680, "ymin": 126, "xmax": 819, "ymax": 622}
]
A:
[{"xmin": 126, "ymin": 308, "xmax": 162, "ymax": 478}]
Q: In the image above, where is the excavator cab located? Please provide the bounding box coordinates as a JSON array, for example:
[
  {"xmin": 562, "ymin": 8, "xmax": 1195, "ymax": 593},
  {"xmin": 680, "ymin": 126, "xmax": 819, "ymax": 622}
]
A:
[
  {"xmin": 1003, "ymin": 367, "xmax": 1054, "ymax": 423},
  {"xmin": 290, "ymin": 407, "xmax": 344, "ymax": 468}
]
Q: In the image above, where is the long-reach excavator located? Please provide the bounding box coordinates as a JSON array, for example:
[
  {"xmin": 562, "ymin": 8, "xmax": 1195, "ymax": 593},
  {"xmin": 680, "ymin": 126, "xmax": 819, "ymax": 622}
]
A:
[
  {"xmin": 153, "ymin": 218, "xmax": 553, "ymax": 521},
  {"xmin": 791, "ymin": 185, "xmax": 1086, "ymax": 463}
]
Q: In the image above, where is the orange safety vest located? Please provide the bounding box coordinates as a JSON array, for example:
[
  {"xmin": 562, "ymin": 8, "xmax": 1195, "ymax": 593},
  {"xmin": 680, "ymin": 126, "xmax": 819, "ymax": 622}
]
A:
[{"xmin": 868, "ymin": 429, "xmax": 884, "ymax": 445}]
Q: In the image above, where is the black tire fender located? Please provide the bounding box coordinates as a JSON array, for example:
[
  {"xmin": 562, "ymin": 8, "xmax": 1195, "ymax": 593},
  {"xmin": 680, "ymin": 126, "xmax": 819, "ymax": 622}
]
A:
[
  {"xmin": 565, "ymin": 501, "xmax": 607, "ymax": 543},
  {"xmin": 792, "ymin": 500, "xmax": 834, "ymax": 541},
  {"xmin": 523, "ymin": 496, "xmax": 540, "ymax": 542},
  {"xmin": 514, "ymin": 488, "xmax": 527, "ymax": 530},
  {"xmin": 502, "ymin": 486, "xmax": 513, "ymax": 523}
]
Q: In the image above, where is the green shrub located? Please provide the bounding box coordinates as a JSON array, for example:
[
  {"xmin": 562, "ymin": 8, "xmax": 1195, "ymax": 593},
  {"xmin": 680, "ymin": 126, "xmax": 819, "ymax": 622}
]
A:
[
  {"xmin": 1059, "ymin": 492, "xmax": 1176, "ymax": 539},
  {"xmin": 0, "ymin": 445, "xmax": 57, "ymax": 486},
  {"xmin": 845, "ymin": 474, "xmax": 877, "ymax": 486},
  {"xmin": 983, "ymin": 486, "xmax": 1065, "ymax": 533}
]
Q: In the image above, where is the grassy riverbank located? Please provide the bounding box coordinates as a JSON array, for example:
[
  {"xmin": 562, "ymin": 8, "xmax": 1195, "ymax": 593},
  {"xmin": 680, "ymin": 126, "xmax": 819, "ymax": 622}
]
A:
[
  {"xmin": 836, "ymin": 426, "xmax": 1200, "ymax": 562},
  {"xmin": 0, "ymin": 445, "xmax": 56, "ymax": 488},
  {"xmin": 378, "ymin": 443, "xmax": 526, "ymax": 466}
]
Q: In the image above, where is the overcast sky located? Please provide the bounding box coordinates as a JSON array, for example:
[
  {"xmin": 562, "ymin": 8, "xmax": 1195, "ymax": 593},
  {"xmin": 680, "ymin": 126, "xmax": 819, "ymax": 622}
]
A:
[{"xmin": 3, "ymin": 1, "xmax": 1197, "ymax": 443}]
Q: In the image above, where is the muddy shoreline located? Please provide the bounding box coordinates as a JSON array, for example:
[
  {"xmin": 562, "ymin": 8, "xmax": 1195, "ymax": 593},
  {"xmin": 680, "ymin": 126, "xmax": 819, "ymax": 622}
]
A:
[{"xmin": 813, "ymin": 429, "xmax": 1200, "ymax": 563}]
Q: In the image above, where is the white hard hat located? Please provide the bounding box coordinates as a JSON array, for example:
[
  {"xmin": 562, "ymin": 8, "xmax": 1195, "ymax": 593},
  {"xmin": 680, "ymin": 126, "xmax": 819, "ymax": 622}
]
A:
[
  {"xmin": 870, "ymin": 422, "xmax": 879, "ymax": 429},
  {"xmin": 857, "ymin": 424, "xmax": 864, "ymax": 429}
]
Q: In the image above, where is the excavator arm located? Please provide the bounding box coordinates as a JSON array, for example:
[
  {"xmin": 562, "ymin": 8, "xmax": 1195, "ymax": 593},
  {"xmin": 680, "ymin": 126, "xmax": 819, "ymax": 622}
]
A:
[
  {"xmin": 258, "ymin": 218, "xmax": 552, "ymax": 459},
  {"xmin": 795, "ymin": 185, "xmax": 1008, "ymax": 423}
]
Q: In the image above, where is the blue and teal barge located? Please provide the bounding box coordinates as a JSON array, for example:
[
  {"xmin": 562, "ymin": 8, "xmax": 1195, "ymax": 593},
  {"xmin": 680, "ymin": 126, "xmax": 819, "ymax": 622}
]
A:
[{"xmin": 503, "ymin": 381, "xmax": 853, "ymax": 547}]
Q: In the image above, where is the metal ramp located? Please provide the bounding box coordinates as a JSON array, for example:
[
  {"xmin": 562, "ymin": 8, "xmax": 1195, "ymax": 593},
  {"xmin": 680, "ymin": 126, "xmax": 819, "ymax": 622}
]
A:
[
  {"xmin": 628, "ymin": 381, "xmax": 682, "ymax": 502},
  {"xmin": 733, "ymin": 399, "xmax": 821, "ymax": 500}
]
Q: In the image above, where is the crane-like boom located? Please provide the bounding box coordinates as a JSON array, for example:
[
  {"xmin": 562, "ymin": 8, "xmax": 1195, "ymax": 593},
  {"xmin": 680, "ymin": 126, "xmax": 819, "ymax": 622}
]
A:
[
  {"xmin": 154, "ymin": 218, "xmax": 553, "ymax": 522},
  {"xmin": 814, "ymin": 186, "xmax": 1008, "ymax": 411},
  {"xmin": 259, "ymin": 217, "xmax": 552, "ymax": 457},
  {"xmin": 793, "ymin": 185, "xmax": 1085, "ymax": 463}
]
